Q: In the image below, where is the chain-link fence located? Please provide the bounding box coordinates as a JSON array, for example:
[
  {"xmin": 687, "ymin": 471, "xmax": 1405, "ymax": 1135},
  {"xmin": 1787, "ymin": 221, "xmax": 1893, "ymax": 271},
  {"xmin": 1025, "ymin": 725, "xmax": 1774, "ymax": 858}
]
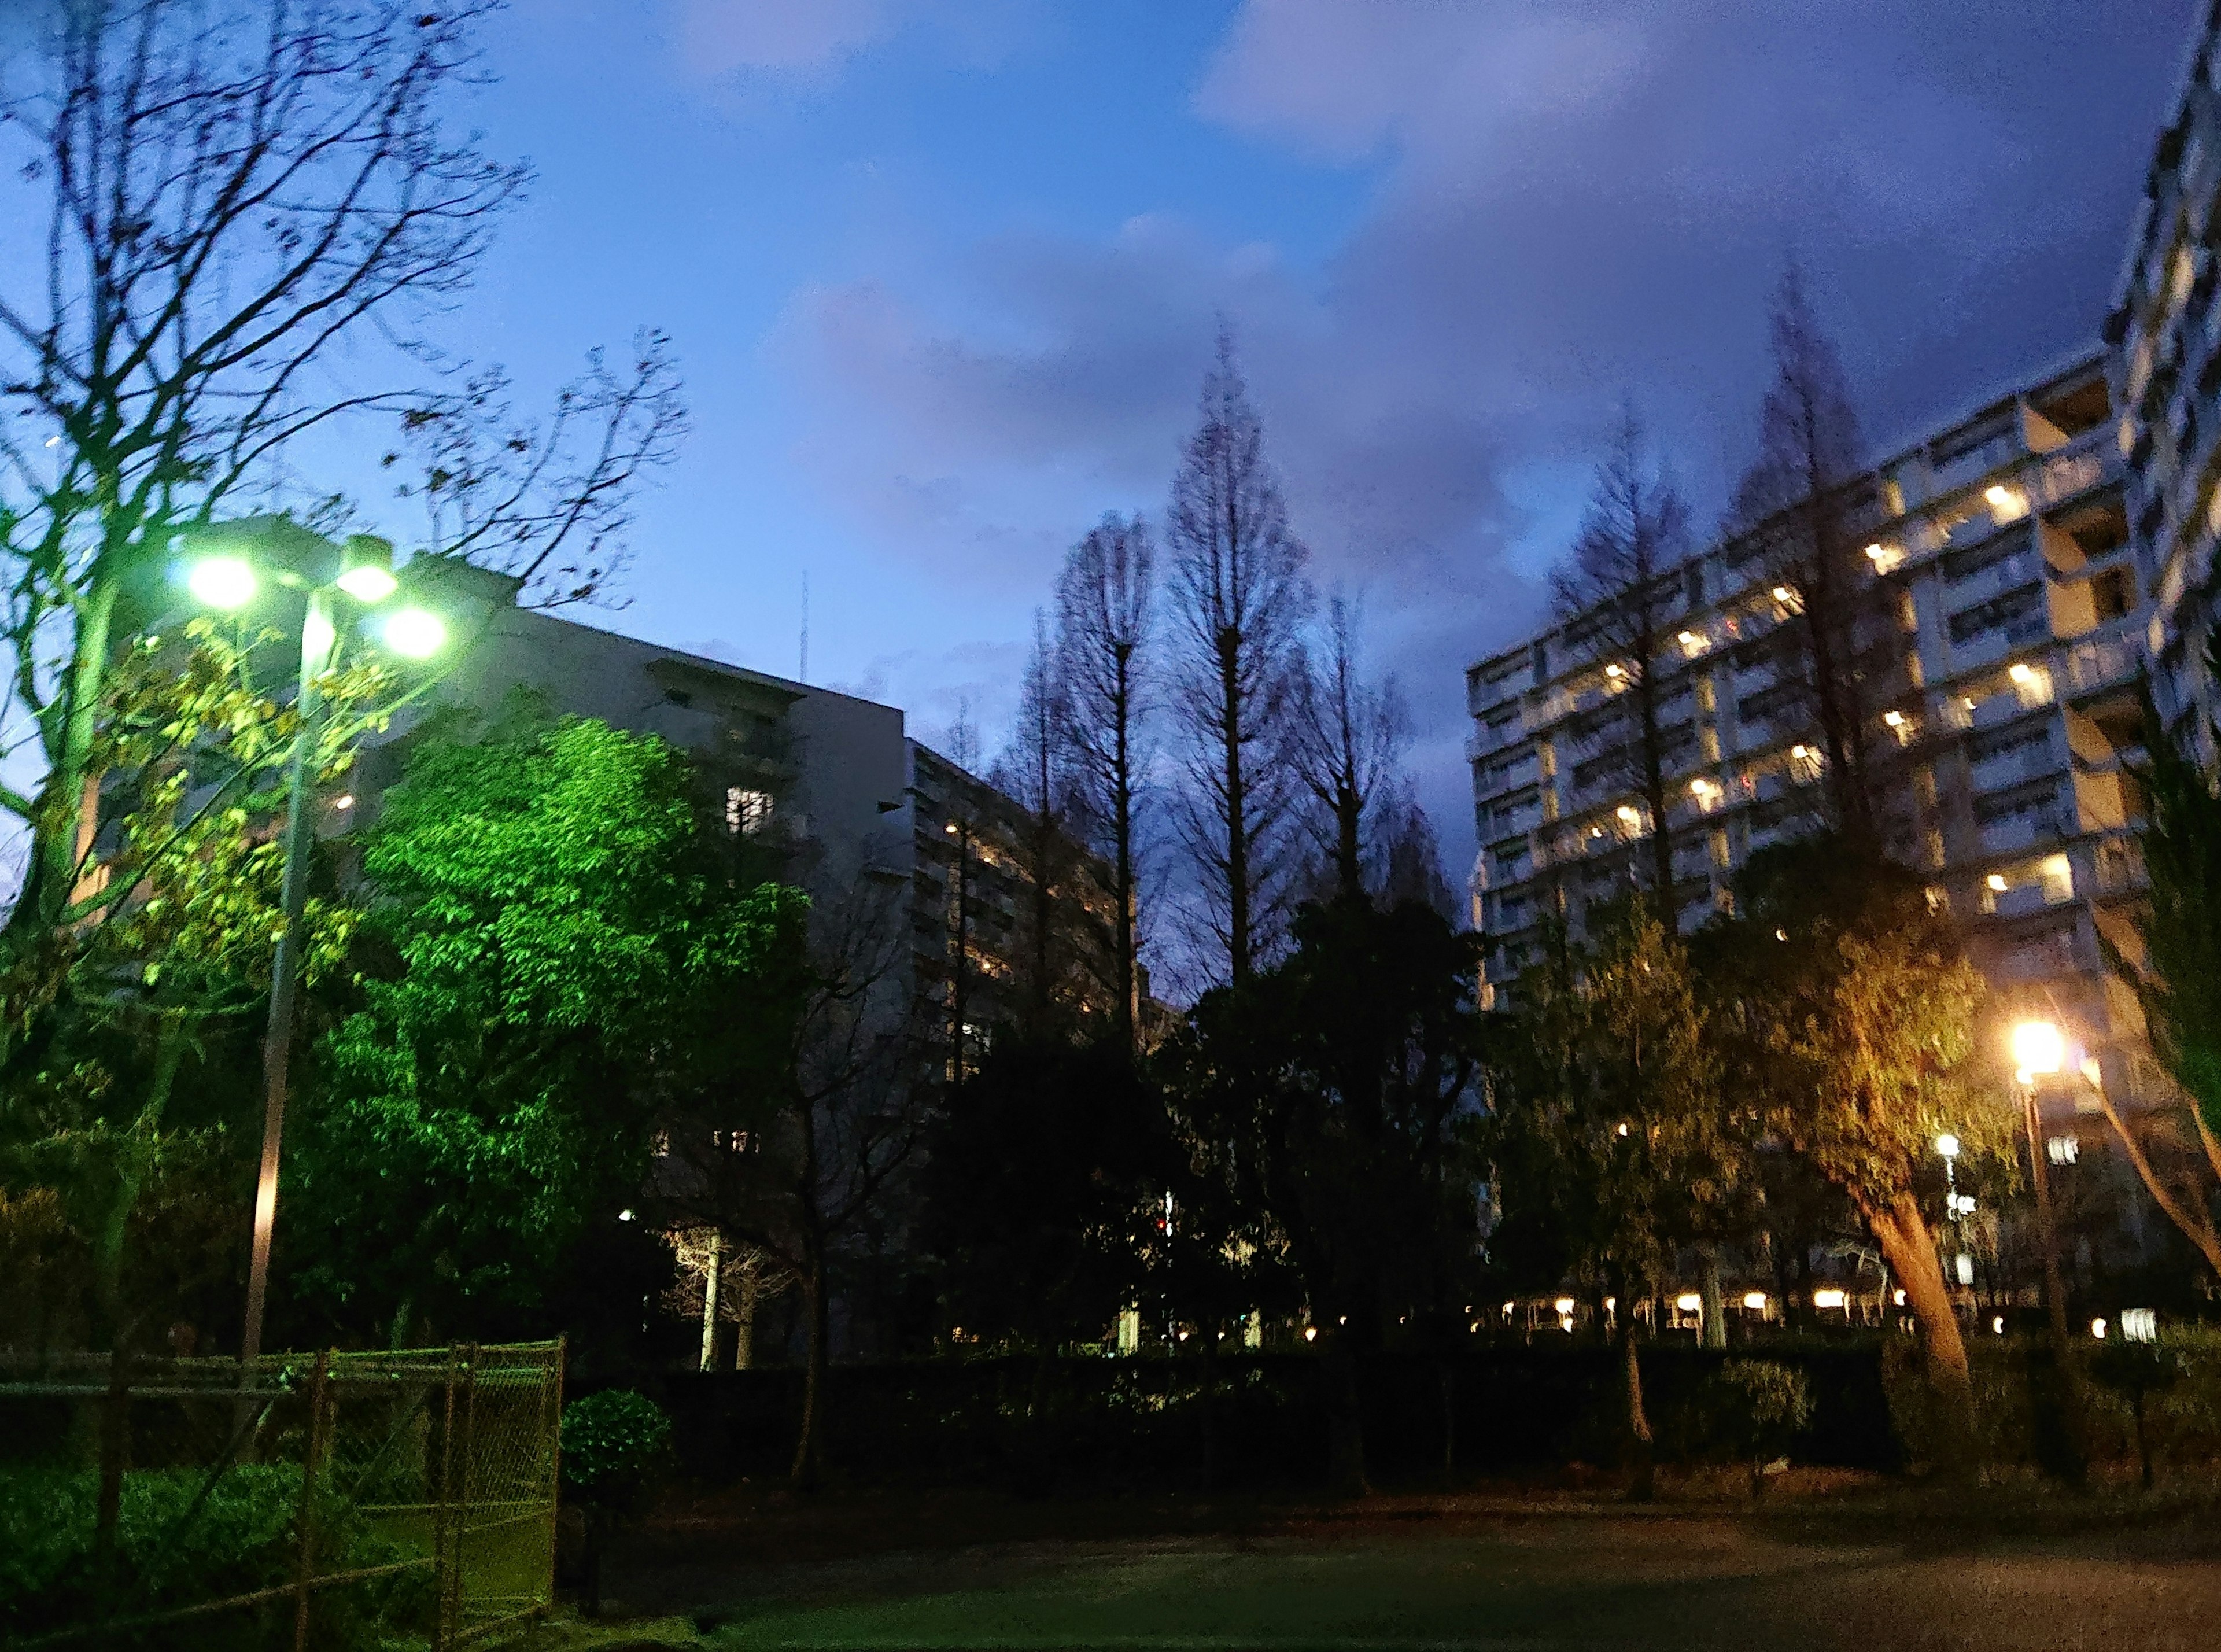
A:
[{"xmin": 0, "ymin": 1340, "xmax": 563, "ymax": 1650}]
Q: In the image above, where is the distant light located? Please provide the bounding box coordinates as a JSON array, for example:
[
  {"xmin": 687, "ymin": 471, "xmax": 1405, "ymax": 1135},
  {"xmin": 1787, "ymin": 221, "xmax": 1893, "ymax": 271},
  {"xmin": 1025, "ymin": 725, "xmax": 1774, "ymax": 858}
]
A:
[
  {"xmin": 1615, "ymin": 1122, "xmax": 1630, "ymax": 1137},
  {"xmin": 2011, "ymin": 1019, "xmax": 2065, "ymax": 1076},
  {"xmin": 2009, "ymin": 662, "xmax": 2034, "ymax": 683},
  {"xmin": 1676, "ymin": 1293, "xmax": 1703, "ymax": 1313},
  {"xmin": 618, "ymin": 1208, "xmax": 634, "ymax": 1222},
  {"xmin": 944, "ymin": 821, "xmax": 958, "ymax": 836},
  {"xmin": 2122, "ymin": 1308, "xmax": 2157, "ymax": 1343},
  {"xmin": 1775, "ymin": 928, "xmax": 1788, "ymax": 942},
  {"xmin": 380, "ymin": 606, "xmax": 446, "ymax": 659},
  {"xmin": 337, "ymin": 562, "xmax": 399, "ymax": 603},
  {"xmin": 45, "ymin": 434, "xmax": 60, "ymax": 448},
  {"xmin": 1987, "ymin": 873, "xmax": 2009, "ymax": 891},
  {"xmin": 1956, "ymin": 1253, "xmax": 1975, "ymax": 1285},
  {"xmin": 1616, "ymin": 805, "xmax": 1640, "ymax": 823},
  {"xmin": 1884, "ymin": 710, "xmax": 1905, "ymax": 727},
  {"xmin": 334, "ymin": 794, "xmax": 356, "ymax": 810},
  {"xmin": 2091, "ymin": 1318, "xmax": 2108, "ymax": 1340},
  {"xmin": 302, "ymin": 605, "xmax": 335, "ymax": 663},
  {"xmin": 1743, "ymin": 1292, "xmax": 1769, "ymax": 1311},
  {"xmin": 1679, "ymin": 630, "xmax": 1702, "ymax": 647},
  {"xmin": 1986, "ymin": 485, "xmax": 2020, "ymax": 510},
  {"xmin": 1993, "ymin": 1316, "xmax": 2006, "ymax": 1335},
  {"xmin": 1790, "ymin": 744, "xmax": 1809, "ymax": 759},
  {"xmin": 1773, "ymin": 586, "xmax": 1793, "ymax": 602},
  {"xmin": 1813, "ymin": 1289, "xmax": 1847, "ymax": 1310},
  {"xmin": 1553, "ymin": 1297, "xmax": 1576, "ymax": 1315},
  {"xmin": 187, "ymin": 555, "xmax": 257, "ymax": 610},
  {"xmin": 1894, "ymin": 1290, "xmax": 1908, "ymax": 1307},
  {"xmin": 1936, "ymin": 1133, "xmax": 1960, "ymax": 1160},
  {"xmin": 1604, "ymin": 663, "xmax": 1624, "ymax": 679},
  {"xmin": 1304, "ymin": 1326, "xmax": 1318, "ymax": 1342}
]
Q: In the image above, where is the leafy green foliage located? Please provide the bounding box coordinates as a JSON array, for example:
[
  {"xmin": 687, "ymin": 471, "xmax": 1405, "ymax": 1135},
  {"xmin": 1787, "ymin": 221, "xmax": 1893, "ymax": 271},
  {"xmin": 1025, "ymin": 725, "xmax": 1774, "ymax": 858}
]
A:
[
  {"xmin": 289, "ymin": 702, "xmax": 807, "ymax": 1343},
  {"xmin": 922, "ymin": 1033, "xmax": 1169, "ymax": 1351},
  {"xmin": 0, "ymin": 1463, "xmax": 429, "ymax": 1648},
  {"xmin": 1166, "ymin": 897, "xmax": 1487, "ymax": 1344},
  {"xmin": 0, "ymin": 622, "xmax": 389, "ymax": 1352},
  {"xmin": 2117, "ymin": 665, "xmax": 2221, "ymax": 1141},
  {"xmin": 560, "ymin": 1389, "xmax": 674, "ymax": 1515},
  {"xmin": 1698, "ymin": 834, "xmax": 2005, "ymax": 1222},
  {"xmin": 1490, "ymin": 901, "xmax": 1733, "ymax": 1306},
  {"xmin": 1707, "ymin": 1359, "xmax": 1814, "ymax": 1466}
]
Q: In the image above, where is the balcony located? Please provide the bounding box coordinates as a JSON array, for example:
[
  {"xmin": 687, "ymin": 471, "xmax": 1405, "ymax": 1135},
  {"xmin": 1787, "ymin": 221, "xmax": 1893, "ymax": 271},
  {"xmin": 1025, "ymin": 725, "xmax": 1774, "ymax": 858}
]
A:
[
  {"xmin": 1969, "ymin": 741, "xmax": 2058, "ymax": 796},
  {"xmin": 2065, "ymin": 637, "xmax": 2139, "ymax": 696},
  {"xmin": 1976, "ymin": 809, "xmax": 2068, "ymax": 858}
]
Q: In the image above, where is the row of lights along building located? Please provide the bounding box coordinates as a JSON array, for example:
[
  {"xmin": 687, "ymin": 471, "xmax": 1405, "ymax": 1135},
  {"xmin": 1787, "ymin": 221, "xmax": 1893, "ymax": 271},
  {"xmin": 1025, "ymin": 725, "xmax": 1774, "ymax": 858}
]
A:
[{"xmin": 1467, "ymin": 2, "xmax": 2221, "ymax": 1304}]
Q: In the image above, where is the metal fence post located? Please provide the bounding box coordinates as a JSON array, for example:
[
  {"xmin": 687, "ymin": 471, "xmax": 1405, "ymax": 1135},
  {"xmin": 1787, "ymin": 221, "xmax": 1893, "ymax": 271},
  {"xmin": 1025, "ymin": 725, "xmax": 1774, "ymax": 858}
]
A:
[
  {"xmin": 433, "ymin": 1349, "xmax": 461, "ymax": 1652},
  {"xmin": 293, "ymin": 1349, "xmax": 331, "ymax": 1652}
]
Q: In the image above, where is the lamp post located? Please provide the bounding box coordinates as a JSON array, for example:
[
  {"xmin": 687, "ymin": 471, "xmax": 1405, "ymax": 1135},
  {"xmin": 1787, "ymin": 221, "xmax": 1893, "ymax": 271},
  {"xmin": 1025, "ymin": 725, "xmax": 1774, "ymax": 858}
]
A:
[
  {"xmin": 2010, "ymin": 1019, "xmax": 2072, "ymax": 1352},
  {"xmin": 2012, "ymin": 1016, "xmax": 2091, "ymax": 1483},
  {"xmin": 173, "ymin": 518, "xmax": 446, "ymax": 1378}
]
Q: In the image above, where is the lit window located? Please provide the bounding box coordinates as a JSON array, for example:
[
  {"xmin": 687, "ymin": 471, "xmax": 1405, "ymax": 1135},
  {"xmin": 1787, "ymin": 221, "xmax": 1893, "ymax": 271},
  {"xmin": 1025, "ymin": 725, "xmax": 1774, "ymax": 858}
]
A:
[
  {"xmin": 1865, "ymin": 543, "xmax": 1905, "ymax": 575},
  {"xmin": 1812, "ymin": 1289, "xmax": 1847, "ymax": 1310},
  {"xmin": 2040, "ymin": 853, "xmax": 2074, "ymax": 904},
  {"xmin": 725, "ymin": 787, "xmax": 774, "ymax": 836}
]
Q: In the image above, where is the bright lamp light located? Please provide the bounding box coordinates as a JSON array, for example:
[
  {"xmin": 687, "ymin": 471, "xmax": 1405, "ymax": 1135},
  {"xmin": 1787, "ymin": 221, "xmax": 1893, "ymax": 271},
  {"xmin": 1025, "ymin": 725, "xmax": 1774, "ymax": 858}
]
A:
[
  {"xmin": 336, "ymin": 562, "xmax": 398, "ymax": 603},
  {"xmin": 1936, "ymin": 1133, "xmax": 1960, "ymax": 1160},
  {"xmin": 186, "ymin": 555, "xmax": 257, "ymax": 610},
  {"xmin": 380, "ymin": 606, "xmax": 446, "ymax": 659},
  {"xmin": 2011, "ymin": 1019, "xmax": 2065, "ymax": 1076}
]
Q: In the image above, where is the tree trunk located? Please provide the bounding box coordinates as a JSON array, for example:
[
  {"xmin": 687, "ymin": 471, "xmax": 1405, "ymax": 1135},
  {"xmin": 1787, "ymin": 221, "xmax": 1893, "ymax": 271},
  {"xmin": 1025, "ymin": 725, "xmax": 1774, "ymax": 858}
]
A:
[
  {"xmin": 1220, "ymin": 632, "xmax": 1251, "ymax": 983},
  {"xmin": 1699, "ymin": 1246, "xmax": 1726, "ymax": 1351},
  {"xmin": 735, "ymin": 1266, "xmax": 758, "ymax": 1371},
  {"xmin": 1865, "ymin": 1192, "xmax": 1977, "ymax": 1477},
  {"xmin": 1323, "ymin": 1337, "xmax": 1368, "ymax": 1497},
  {"xmin": 2097, "ymin": 1092, "xmax": 2221, "ymax": 1279},
  {"xmin": 789, "ymin": 1252, "xmax": 829, "ymax": 1489},
  {"xmin": 698, "ymin": 1230, "xmax": 722, "ymax": 1373},
  {"xmin": 1618, "ymin": 1314, "xmax": 1654, "ymax": 1502}
]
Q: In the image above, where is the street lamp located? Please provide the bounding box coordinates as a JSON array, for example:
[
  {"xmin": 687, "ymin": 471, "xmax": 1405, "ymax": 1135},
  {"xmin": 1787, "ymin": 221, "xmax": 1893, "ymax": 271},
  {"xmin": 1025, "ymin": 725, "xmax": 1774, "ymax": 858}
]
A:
[
  {"xmin": 2010, "ymin": 1015, "xmax": 2089, "ymax": 1477},
  {"xmin": 172, "ymin": 518, "xmax": 444, "ymax": 1381}
]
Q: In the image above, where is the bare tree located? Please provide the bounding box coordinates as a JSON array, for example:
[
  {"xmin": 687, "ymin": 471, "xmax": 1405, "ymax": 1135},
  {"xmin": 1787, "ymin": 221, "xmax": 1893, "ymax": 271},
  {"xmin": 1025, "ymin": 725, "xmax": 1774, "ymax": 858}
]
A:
[
  {"xmin": 1554, "ymin": 412, "xmax": 1691, "ymax": 910},
  {"xmin": 385, "ymin": 330, "xmax": 687, "ymax": 607},
  {"xmin": 1294, "ymin": 592, "xmax": 1405, "ymax": 904},
  {"xmin": 1056, "ymin": 512, "xmax": 1153, "ymax": 1049},
  {"xmin": 1166, "ymin": 329, "xmax": 1311, "ymax": 983},
  {"xmin": 0, "ymin": 2, "xmax": 680, "ymax": 952},
  {"xmin": 1732, "ymin": 264, "xmax": 1884, "ymax": 839},
  {"xmin": 991, "ymin": 611, "xmax": 1087, "ymax": 1034}
]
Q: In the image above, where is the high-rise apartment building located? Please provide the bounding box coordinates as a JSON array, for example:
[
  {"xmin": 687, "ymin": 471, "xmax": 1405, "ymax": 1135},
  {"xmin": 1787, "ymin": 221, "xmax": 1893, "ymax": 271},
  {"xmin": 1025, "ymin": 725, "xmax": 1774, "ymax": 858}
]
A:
[
  {"xmin": 2112, "ymin": 2, "xmax": 2221, "ymax": 764},
  {"xmin": 1466, "ymin": 355, "xmax": 2153, "ymax": 1148}
]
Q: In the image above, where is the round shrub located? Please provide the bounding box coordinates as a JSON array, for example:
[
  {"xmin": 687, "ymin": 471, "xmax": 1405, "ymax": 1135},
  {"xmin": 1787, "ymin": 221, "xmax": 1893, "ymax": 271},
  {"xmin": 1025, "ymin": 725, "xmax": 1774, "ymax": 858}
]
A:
[
  {"xmin": 560, "ymin": 1389, "xmax": 673, "ymax": 1517},
  {"xmin": 1707, "ymin": 1359, "xmax": 1814, "ymax": 1495}
]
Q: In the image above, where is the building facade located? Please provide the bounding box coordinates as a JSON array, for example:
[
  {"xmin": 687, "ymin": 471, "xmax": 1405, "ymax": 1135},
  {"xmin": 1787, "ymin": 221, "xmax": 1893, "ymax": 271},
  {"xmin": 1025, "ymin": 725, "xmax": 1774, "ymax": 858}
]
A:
[
  {"xmin": 1467, "ymin": 355, "xmax": 2157, "ymax": 1260},
  {"xmin": 2112, "ymin": 1, "xmax": 2221, "ymax": 766}
]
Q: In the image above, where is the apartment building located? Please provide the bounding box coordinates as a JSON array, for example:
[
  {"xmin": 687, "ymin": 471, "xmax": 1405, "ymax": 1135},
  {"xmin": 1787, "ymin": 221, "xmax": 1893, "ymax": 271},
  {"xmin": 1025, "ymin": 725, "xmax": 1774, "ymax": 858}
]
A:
[
  {"xmin": 2112, "ymin": 1, "xmax": 2221, "ymax": 764},
  {"xmin": 1466, "ymin": 356, "xmax": 2154, "ymax": 1142}
]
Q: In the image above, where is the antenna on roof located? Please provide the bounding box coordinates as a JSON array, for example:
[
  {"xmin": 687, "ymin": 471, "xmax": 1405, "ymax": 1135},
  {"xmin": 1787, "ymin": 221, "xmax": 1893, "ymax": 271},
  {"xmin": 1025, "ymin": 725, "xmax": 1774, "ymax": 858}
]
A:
[{"xmin": 799, "ymin": 570, "xmax": 810, "ymax": 685}]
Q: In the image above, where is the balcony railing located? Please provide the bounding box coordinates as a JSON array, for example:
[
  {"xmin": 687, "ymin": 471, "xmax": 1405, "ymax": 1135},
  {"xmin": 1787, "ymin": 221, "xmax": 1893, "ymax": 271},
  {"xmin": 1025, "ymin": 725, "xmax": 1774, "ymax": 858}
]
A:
[{"xmin": 2065, "ymin": 637, "xmax": 2140, "ymax": 695}]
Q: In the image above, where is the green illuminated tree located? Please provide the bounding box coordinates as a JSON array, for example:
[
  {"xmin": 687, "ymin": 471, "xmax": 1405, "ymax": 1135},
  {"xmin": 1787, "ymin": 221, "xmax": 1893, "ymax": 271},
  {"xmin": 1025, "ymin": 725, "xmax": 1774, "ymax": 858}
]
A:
[
  {"xmin": 0, "ymin": 622, "xmax": 385, "ymax": 1355},
  {"xmin": 1702, "ymin": 834, "xmax": 2004, "ymax": 1475},
  {"xmin": 1490, "ymin": 901, "xmax": 1730, "ymax": 1500},
  {"xmin": 289, "ymin": 703, "xmax": 806, "ymax": 1347}
]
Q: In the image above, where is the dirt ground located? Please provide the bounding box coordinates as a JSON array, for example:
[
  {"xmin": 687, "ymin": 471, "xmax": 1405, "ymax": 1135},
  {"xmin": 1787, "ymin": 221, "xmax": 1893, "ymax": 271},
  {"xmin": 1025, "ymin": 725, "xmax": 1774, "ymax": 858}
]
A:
[{"xmin": 566, "ymin": 1476, "xmax": 2221, "ymax": 1650}]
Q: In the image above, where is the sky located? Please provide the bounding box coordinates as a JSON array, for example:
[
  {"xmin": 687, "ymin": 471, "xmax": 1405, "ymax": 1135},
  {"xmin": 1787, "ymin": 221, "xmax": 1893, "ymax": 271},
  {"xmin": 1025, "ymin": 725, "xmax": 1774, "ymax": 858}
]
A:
[{"xmin": 401, "ymin": 0, "xmax": 2194, "ymax": 886}]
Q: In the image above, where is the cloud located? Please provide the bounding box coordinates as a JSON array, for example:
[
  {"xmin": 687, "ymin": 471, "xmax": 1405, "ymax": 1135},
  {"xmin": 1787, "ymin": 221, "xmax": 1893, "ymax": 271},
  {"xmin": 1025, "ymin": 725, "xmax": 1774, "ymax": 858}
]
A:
[
  {"xmin": 673, "ymin": 0, "xmax": 1046, "ymax": 83},
  {"xmin": 761, "ymin": 0, "xmax": 2190, "ymax": 884}
]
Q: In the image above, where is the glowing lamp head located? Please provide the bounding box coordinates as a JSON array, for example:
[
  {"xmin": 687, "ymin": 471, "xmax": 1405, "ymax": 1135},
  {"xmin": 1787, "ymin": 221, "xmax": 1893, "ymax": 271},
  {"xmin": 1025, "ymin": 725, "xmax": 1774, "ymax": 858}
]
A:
[
  {"xmin": 1986, "ymin": 485, "xmax": 2019, "ymax": 509},
  {"xmin": 1884, "ymin": 710, "xmax": 1905, "ymax": 727},
  {"xmin": 2009, "ymin": 662, "xmax": 2034, "ymax": 683},
  {"xmin": 379, "ymin": 605, "xmax": 446, "ymax": 659},
  {"xmin": 336, "ymin": 562, "xmax": 398, "ymax": 603},
  {"xmin": 1936, "ymin": 1133, "xmax": 1960, "ymax": 1160},
  {"xmin": 1773, "ymin": 585, "xmax": 1794, "ymax": 603},
  {"xmin": 1604, "ymin": 663, "xmax": 1624, "ymax": 679},
  {"xmin": 2011, "ymin": 1019, "xmax": 2065, "ymax": 1076},
  {"xmin": 186, "ymin": 555, "xmax": 257, "ymax": 610}
]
